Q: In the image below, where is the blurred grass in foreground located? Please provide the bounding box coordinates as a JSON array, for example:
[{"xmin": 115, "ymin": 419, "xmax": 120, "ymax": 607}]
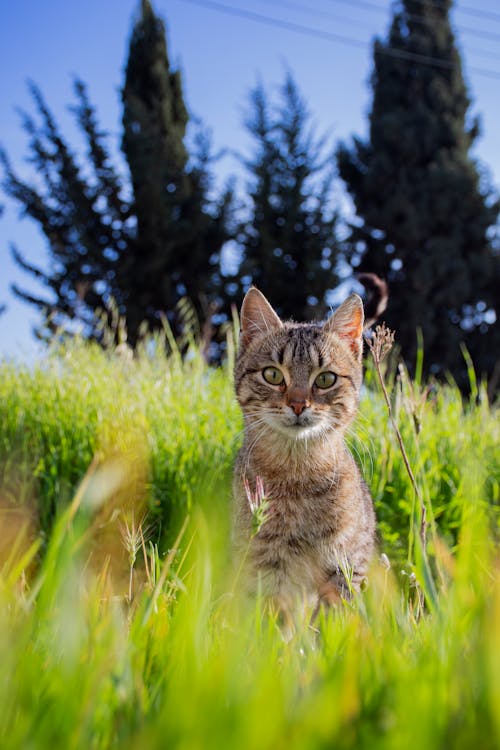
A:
[{"xmin": 0, "ymin": 337, "xmax": 498, "ymax": 749}]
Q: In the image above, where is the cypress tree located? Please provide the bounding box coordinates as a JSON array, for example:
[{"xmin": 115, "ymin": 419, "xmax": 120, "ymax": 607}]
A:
[
  {"xmin": 237, "ymin": 74, "xmax": 341, "ymax": 322},
  {"xmin": 121, "ymin": 0, "xmax": 232, "ymax": 341},
  {"xmin": 337, "ymin": 0, "xmax": 500, "ymax": 388}
]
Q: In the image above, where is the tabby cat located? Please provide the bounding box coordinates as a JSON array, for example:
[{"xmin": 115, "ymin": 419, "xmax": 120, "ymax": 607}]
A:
[{"xmin": 232, "ymin": 288, "xmax": 376, "ymax": 617}]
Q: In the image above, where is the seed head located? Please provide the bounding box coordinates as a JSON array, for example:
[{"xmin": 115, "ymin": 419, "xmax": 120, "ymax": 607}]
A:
[
  {"xmin": 367, "ymin": 324, "xmax": 395, "ymax": 365},
  {"xmin": 244, "ymin": 476, "xmax": 271, "ymax": 536}
]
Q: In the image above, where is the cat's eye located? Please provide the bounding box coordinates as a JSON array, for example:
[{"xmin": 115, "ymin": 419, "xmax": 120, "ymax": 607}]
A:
[
  {"xmin": 314, "ymin": 371, "xmax": 337, "ymax": 389},
  {"xmin": 262, "ymin": 366, "xmax": 285, "ymax": 386}
]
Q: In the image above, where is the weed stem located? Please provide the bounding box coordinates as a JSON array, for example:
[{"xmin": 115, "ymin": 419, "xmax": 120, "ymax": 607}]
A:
[{"xmin": 367, "ymin": 326, "xmax": 427, "ymax": 553}]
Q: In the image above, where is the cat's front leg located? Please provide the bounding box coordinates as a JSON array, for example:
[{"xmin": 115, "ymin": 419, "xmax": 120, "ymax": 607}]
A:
[
  {"xmin": 318, "ymin": 570, "xmax": 352, "ymax": 604},
  {"xmin": 312, "ymin": 568, "xmax": 367, "ymax": 623}
]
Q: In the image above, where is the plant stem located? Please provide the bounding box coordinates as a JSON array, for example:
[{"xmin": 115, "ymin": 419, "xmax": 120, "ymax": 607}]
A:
[{"xmin": 372, "ymin": 353, "xmax": 427, "ymax": 553}]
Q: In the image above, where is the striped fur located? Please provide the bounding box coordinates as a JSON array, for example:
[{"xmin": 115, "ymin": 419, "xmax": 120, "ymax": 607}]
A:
[{"xmin": 232, "ymin": 288, "xmax": 376, "ymax": 618}]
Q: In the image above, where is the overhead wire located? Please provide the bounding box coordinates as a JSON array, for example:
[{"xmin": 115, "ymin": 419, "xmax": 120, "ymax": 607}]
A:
[
  {"xmin": 257, "ymin": 0, "xmax": 500, "ymax": 62},
  {"xmin": 173, "ymin": 0, "xmax": 500, "ymax": 80},
  {"xmin": 324, "ymin": 0, "xmax": 500, "ymax": 26},
  {"xmin": 254, "ymin": 0, "xmax": 383, "ymax": 33},
  {"xmin": 404, "ymin": 0, "xmax": 500, "ymax": 25},
  {"xmin": 321, "ymin": 0, "xmax": 500, "ymax": 44}
]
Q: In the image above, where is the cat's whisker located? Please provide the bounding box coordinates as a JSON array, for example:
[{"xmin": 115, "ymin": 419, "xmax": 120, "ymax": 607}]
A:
[
  {"xmin": 243, "ymin": 423, "xmax": 274, "ymax": 474},
  {"xmin": 230, "ymin": 411, "xmax": 281, "ymax": 448},
  {"xmin": 345, "ymin": 422, "xmax": 376, "ymax": 480}
]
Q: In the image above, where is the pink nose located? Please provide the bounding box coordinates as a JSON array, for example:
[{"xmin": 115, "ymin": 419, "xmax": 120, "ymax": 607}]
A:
[
  {"xmin": 286, "ymin": 388, "xmax": 310, "ymax": 416},
  {"xmin": 289, "ymin": 400, "xmax": 308, "ymax": 416}
]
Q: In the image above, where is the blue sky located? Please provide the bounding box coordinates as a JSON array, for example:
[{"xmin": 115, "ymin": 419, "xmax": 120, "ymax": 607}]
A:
[{"xmin": 1, "ymin": 0, "xmax": 500, "ymax": 359}]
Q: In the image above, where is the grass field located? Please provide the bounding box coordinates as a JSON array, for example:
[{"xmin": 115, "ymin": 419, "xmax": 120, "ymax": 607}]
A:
[{"xmin": 0, "ymin": 335, "xmax": 499, "ymax": 749}]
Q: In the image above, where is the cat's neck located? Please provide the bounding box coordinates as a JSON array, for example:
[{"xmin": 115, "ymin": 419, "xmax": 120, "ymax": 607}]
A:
[{"xmin": 242, "ymin": 423, "xmax": 347, "ymax": 484}]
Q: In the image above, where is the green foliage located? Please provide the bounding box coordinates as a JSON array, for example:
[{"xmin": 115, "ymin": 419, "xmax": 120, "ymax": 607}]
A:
[
  {"xmin": 0, "ymin": 336, "xmax": 239, "ymax": 542},
  {"xmin": 121, "ymin": 0, "xmax": 233, "ymax": 342},
  {"xmin": 1, "ymin": 0, "xmax": 232, "ymax": 345},
  {"xmin": 337, "ymin": 0, "xmax": 500, "ymax": 389},
  {"xmin": 236, "ymin": 74, "xmax": 341, "ymax": 321},
  {"xmin": 359, "ymin": 360, "xmax": 499, "ymax": 565},
  {"xmin": 123, "ymin": 0, "xmax": 189, "ymax": 177},
  {"xmin": 0, "ymin": 334, "xmax": 498, "ymax": 560},
  {"xmin": 0, "ymin": 79, "xmax": 130, "ymax": 339},
  {"xmin": 0, "ymin": 337, "xmax": 499, "ymax": 749}
]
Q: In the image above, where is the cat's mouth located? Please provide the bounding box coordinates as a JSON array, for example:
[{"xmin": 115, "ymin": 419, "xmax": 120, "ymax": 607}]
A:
[
  {"xmin": 263, "ymin": 413, "xmax": 325, "ymax": 440},
  {"xmin": 280, "ymin": 422, "xmax": 323, "ymax": 439}
]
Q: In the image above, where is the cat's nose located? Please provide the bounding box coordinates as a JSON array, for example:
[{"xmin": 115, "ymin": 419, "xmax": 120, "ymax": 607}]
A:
[
  {"xmin": 286, "ymin": 389, "xmax": 310, "ymax": 415},
  {"xmin": 289, "ymin": 401, "xmax": 308, "ymax": 416}
]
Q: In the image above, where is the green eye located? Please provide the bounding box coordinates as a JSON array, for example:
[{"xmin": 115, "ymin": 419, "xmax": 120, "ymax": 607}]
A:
[
  {"xmin": 314, "ymin": 371, "xmax": 337, "ymax": 389},
  {"xmin": 262, "ymin": 366, "xmax": 285, "ymax": 386}
]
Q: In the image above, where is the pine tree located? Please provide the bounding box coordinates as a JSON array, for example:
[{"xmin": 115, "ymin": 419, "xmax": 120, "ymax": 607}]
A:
[
  {"xmin": 337, "ymin": 0, "xmax": 500, "ymax": 388},
  {"xmin": 237, "ymin": 74, "xmax": 341, "ymax": 322},
  {"xmin": 0, "ymin": 80, "xmax": 129, "ymax": 340},
  {"xmin": 1, "ymin": 0, "xmax": 231, "ymax": 345},
  {"xmin": 0, "ymin": 203, "xmax": 5, "ymax": 316}
]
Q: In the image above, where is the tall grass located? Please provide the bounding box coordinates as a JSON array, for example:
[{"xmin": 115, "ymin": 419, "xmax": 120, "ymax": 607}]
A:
[
  {"xmin": 0, "ymin": 337, "xmax": 498, "ymax": 749},
  {"xmin": 0, "ymin": 337, "xmax": 239, "ymax": 541}
]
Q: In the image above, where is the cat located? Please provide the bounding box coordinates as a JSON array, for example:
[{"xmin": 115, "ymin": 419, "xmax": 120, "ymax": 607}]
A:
[{"xmin": 232, "ymin": 287, "xmax": 376, "ymax": 620}]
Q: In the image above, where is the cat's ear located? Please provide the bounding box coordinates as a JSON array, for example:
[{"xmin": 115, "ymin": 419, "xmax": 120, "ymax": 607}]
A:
[
  {"xmin": 323, "ymin": 294, "xmax": 364, "ymax": 359},
  {"xmin": 240, "ymin": 287, "xmax": 282, "ymax": 347}
]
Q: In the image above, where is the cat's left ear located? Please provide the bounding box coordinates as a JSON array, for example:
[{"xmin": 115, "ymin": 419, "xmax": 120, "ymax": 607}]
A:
[
  {"xmin": 240, "ymin": 287, "xmax": 283, "ymax": 347},
  {"xmin": 323, "ymin": 294, "xmax": 364, "ymax": 359}
]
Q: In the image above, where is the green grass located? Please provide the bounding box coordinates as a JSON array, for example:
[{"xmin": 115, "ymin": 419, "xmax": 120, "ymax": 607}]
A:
[{"xmin": 0, "ymin": 337, "xmax": 499, "ymax": 749}]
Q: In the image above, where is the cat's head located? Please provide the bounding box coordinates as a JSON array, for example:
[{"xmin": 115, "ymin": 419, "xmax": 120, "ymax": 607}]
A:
[{"xmin": 234, "ymin": 288, "xmax": 364, "ymax": 441}]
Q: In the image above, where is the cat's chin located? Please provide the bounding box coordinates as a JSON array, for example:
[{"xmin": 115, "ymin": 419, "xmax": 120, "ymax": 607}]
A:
[{"xmin": 267, "ymin": 420, "xmax": 326, "ymax": 441}]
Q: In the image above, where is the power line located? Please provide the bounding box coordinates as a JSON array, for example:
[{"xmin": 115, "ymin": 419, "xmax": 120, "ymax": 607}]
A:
[
  {"xmin": 173, "ymin": 0, "xmax": 500, "ymax": 80},
  {"xmin": 175, "ymin": 0, "xmax": 366, "ymax": 49},
  {"xmin": 409, "ymin": 0, "xmax": 500, "ymax": 25},
  {"xmin": 258, "ymin": 0, "xmax": 500, "ymax": 63},
  {"xmin": 323, "ymin": 0, "xmax": 397, "ymax": 15},
  {"xmin": 255, "ymin": 0, "xmax": 381, "ymax": 33},
  {"xmin": 322, "ymin": 0, "xmax": 500, "ymax": 44},
  {"xmin": 326, "ymin": 0, "xmax": 500, "ymax": 26}
]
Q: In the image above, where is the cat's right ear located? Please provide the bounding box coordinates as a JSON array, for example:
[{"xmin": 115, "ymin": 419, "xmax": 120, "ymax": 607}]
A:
[
  {"xmin": 323, "ymin": 294, "xmax": 364, "ymax": 360},
  {"xmin": 240, "ymin": 287, "xmax": 282, "ymax": 347}
]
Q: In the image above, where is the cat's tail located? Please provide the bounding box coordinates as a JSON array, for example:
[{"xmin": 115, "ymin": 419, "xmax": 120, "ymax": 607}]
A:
[{"xmin": 358, "ymin": 273, "xmax": 388, "ymax": 329}]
